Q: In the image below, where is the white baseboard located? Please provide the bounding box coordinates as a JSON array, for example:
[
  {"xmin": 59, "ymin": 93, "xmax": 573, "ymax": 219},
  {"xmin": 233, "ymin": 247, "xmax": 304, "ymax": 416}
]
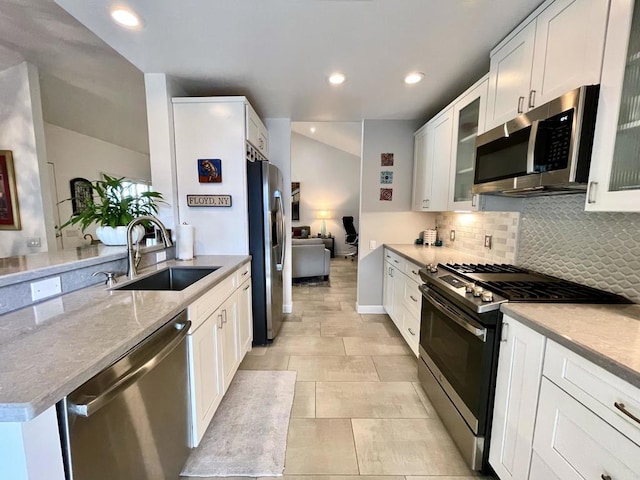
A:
[
  {"xmin": 283, "ymin": 303, "xmax": 293, "ymax": 314},
  {"xmin": 356, "ymin": 304, "xmax": 386, "ymax": 314}
]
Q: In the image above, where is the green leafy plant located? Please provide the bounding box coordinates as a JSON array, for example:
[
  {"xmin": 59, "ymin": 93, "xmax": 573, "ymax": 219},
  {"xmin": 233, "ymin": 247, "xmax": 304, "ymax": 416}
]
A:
[{"xmin": 60, "ymin": 174, "xmax": 165, "ymax": 231}]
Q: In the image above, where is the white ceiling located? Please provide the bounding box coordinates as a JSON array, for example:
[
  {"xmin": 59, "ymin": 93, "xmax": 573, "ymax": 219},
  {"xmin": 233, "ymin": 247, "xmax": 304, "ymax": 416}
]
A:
[
  {"xmin": 291, "ymin": 122, "xmax": 361, "ymax": 156},
  {"xmin": 54, "ymin": 0, "xmax": 543, "ymax": 122}
]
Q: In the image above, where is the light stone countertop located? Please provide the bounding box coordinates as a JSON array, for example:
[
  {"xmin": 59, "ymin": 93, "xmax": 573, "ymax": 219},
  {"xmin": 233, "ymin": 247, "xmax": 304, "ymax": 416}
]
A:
[
  {"xmin": 502, "ymin": 303, "xmax": 640, "ymax": 389},
  {"xmin": 386, "ymin": 243, "xmax": 640, "ymax": 390},
  {"xmin": 0, "ymin": 255, "xmax": 250, "ymax": 422},
  {"xmin": 384, "ymin": 244, "xmax": 487, "ymax": 267}
]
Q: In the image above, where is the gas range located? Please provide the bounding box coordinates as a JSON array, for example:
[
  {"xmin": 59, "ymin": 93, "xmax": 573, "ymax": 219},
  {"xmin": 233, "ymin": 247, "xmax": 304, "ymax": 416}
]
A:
[{"xmin": 419, "ymin": 262, "xmax": 631, "ymax": 314}]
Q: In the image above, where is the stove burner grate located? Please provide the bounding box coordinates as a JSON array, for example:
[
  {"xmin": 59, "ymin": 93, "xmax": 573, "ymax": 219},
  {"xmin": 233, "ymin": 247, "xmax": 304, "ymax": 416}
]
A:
[
  {"xmin": 482, "ymin": 280, "xmax": 631, "ymax": 303},
  {"xmin": 441, "ymin": 263, "xmax": 529, "ymax": 274}
]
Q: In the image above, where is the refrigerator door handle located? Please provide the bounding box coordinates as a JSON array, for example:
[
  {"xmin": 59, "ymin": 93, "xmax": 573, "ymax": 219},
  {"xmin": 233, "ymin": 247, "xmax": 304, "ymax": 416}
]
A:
[{"xmin": 274, "ymin": 191, "xmax": 285, "ymax": 271}]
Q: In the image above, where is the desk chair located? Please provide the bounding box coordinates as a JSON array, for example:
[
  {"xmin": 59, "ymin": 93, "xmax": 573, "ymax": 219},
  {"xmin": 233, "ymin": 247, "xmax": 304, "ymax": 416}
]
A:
[{"xmin": 342, "ymin": 216, "xmax": 358, "ymax": 261}]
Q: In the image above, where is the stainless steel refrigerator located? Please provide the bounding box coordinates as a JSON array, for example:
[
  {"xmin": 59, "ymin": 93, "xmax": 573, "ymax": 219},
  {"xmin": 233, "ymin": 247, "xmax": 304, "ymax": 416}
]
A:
[{"xmin": 247, "ymin": 159, "xmax": 285, "ymax": 345}]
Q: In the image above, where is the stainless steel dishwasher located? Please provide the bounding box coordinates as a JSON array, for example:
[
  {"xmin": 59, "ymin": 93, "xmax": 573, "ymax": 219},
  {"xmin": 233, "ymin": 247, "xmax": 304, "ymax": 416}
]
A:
[{"xmin": 58, "ymin": 311, "xmax": 191, "ymax": 480}]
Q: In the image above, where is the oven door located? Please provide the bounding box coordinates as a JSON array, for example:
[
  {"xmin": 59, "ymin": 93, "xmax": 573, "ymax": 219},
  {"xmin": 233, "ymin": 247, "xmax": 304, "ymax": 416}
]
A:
[{"xmin": 419, "ymin": 284, "xmax": 495, "ymax": 433}]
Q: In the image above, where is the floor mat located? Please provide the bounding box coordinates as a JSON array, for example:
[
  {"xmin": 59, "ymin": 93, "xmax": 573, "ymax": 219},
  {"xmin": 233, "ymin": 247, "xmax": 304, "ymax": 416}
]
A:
[{"xmin": 181, "ymin": 370, "xmax": 297, "ymax": 477}]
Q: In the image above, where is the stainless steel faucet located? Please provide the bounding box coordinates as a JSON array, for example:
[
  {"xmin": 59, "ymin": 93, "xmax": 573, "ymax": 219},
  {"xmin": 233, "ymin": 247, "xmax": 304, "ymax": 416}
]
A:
[{"xmin": 127, "ymin": 216, "xmax": 173, "ymax": 279}]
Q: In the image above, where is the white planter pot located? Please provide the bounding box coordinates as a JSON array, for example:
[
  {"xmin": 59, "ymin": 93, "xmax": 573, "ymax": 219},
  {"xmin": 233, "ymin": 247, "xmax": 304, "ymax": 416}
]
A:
[{"xmin": 95, "ymin": 225, "xmax": 145, "ymax": 246}]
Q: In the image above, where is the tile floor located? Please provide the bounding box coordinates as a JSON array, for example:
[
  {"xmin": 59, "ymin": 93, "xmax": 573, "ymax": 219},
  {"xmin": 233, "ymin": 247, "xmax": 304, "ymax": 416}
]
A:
[{"xmin": 183, "ymin": 258, "xmax": 491, "ymax": 480}]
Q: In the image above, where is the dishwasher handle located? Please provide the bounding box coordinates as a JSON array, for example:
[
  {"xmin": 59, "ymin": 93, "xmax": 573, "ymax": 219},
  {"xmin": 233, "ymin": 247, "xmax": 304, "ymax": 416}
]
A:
[{"xmin": 69, "ymin": 319, "xmax": 191, "ymax": 418}]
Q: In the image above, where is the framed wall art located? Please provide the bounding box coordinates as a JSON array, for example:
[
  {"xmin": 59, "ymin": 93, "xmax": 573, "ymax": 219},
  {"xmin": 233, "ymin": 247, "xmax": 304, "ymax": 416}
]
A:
[
  {"xmin": 0, "ymin": 150, "xmax": 21, "ymax": 230},
  {"xmin": 198, "ymin": 159, "xmax": 222, "ymax": 183}
]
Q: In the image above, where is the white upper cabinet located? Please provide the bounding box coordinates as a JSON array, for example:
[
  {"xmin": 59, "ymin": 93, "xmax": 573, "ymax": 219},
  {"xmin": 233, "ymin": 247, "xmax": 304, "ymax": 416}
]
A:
[
  {"xmin": 486, "ymin": 21, "xmax": 537, "ymax": 129},
  {"xmin": 486, "ymin": 0, "xmax": 610, "ymax": 131},
  {"xmin": 586, "ymin": 0, "xmax": 640, "ymax": 211},
  {"xmin": 448, "ymin": 76, "xmax": 488, "ymax": 211},
  {"xmin": 412, "ymin": 109, "xmax": 453, "ymax": 212},
  {"xmin": 246, "ymin": 103, "xmax": 269, "ymax": 157}
]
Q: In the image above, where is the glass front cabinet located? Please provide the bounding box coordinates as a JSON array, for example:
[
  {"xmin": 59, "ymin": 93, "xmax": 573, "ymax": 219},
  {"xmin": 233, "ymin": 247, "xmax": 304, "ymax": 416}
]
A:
[
  {"xmin": 448, "ymin": 76, "xmax": 488, "ymax": 211},
  {"xmin": 587, "ymin": 0, "xmax": 640, "ymax": 211}
]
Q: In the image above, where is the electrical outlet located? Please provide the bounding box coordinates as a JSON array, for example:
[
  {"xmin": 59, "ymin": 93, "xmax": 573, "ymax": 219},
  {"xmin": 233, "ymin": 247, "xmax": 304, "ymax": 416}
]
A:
[
  {"xmin": 369, "ymin": 240, "xmax": 377, "ymax": 250},
  {"xmin": 484, "ymin": 235, "xmax": 492, "ymax": 249},
  {"xmin": 26, "ymin": 237, "xmax": 41, "ymax": 247},
  {"xmin": 30, "ymin": 276, "xmax": 61, "ymax": 301},
  {"xmin": 450, "ymin": 230, "xmax": 455, "ymax": 241},
  {"xmin": 156, "ymin": 251, "xmax": 167, "ymax": 263}
]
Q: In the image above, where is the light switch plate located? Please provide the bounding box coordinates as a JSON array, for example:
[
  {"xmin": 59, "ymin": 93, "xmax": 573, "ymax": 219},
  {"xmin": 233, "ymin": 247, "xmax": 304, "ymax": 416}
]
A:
[
  {"xmin": 369, "ymin": 240, "xmax": 376, "ymax": 250},
  {"xmin": 156, "ymin": 251, "xmax": 167, "ymax": 263},
  {"xmin": 26, "ymin": 237, "xmax": 41, "ymax": 247},
  {"xmin": 450, "ymin": 230, "xmax": 455, "ymax": 241},
  {"xmin": 30, "ymin": 277, "xmax": 62, "ymax": 301},
  {"xmin": 484, "ymin": 235, "xmax": 492, "ymax": 249}
]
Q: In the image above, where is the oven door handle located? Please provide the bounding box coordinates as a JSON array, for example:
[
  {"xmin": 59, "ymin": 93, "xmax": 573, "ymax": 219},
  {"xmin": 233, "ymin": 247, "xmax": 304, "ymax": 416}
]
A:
[{"xmin": 421, "ymin": 286, "xmax": 487, "ymax": 342}]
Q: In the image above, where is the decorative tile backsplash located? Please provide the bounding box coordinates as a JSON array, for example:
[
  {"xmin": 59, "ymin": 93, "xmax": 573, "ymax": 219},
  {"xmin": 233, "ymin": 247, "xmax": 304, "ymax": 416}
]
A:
[
  {"xmin": 517, "ymin": 194, "xmax": 640, "ymax": 303},
  {"xmin": 436, "ymin": 211, "xmax": 520, "ymax": 263}
]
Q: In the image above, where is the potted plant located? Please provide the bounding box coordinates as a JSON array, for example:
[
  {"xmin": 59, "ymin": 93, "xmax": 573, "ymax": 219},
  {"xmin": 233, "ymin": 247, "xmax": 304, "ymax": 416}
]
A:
[{"xmin": 60, "ymin": 174, "xmax": 166, "ymax": 246}]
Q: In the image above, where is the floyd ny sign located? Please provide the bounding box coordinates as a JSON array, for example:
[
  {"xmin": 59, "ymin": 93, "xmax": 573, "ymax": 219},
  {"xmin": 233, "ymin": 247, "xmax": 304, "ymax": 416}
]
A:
[{"xmin": 186, "ymin": 195, "xmax": 232, "ymax": 207}]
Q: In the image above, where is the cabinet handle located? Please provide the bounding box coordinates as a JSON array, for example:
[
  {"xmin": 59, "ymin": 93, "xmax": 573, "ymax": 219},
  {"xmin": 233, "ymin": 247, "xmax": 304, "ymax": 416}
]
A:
[
  {"xmin": 471, "ymin": 194, "xmax": 477, "ymax": 207},
  {"xmin": 614, "ymin": 402, "xmax": 640, "ymax": 424},
  {"xmin": 243, "ymin": 284, "xmax": 250, "ymax": 291},
  {"xmin": 408, "ymin": 328, "xmax": 416, "ymax": 336},
  {"xmin": 501, "ymin": 322, "xmax": 509, "ymax": 342},
  {"xmin": 411, "ymin": 270, "xmax": 418, "ymax": 275},
  {"xmin": 588, "ymin": 181, "xmax": 598, "ymax": 204},
  {"xmin": 410, "ymin": 295, "xmax": 418, "ymax": 302},
  {"xmin": 222, "ymin": 309, "xmax": 228, "ymax": 324},
  {"xmin": 601, "ymin": 475, "xmax": 612, "ymax": 480},
  {"xmin": 242, "ymin": 270, "xmax": 249, "ymax": 276},
  {"xmin": 425, "ymin": 199, "xmax": 430, "ymax": 208},
  {"xmin": 390, "ymin": 268, "xmax": 394, "ymax": 277},
  {"xmin": 393, "ymin": 259, "xmax": 399, "ymax": 264},
  {"xmin": 218, "ymin": 314, "xmax": 224, "ymax": 329},
  {"xmin": 517, "ymin": 96, "xmax": 525, "ymax": 114},
  {"xmin": 528, "ymin": 90, "xmax": 536, "ymax": 109},
  {"xmin": 386, "ymin": 255, "xmax": 391, "ymax": 259}
]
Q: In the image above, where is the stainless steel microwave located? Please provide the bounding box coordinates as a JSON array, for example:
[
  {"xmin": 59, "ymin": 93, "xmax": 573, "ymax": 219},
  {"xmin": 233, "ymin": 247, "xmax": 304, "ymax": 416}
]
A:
[{"xmin": 473, "ymin": 85, "xmax": 599, "ymax": 196}]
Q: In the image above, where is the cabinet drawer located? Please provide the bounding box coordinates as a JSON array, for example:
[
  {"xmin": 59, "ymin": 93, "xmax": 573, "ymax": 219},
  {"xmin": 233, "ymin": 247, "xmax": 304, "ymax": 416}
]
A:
[
  {"xmin": 403, "ymin": 260, "xmax": 422, "ymax": 285},
  {"xmin": 544, "ymin": 340, "xmax": 640, "ymax": 446},
  {"xmin": 383, "ymin": 248, "xmax": 403, "ymax": 269},
  {"xmin": 401, "ymin": 306, "xmax": 420, "ymax": 357},
  {"xmin": 532, "ymin": 379, "xmax": 640, "ymax": 480},
  {"xmin": 235, "ymin": 262, "xmax": 251, "ymax": 284},
  {"xmin": 402, "ymin": 277, "xmax": 422, "ymax": 318}
]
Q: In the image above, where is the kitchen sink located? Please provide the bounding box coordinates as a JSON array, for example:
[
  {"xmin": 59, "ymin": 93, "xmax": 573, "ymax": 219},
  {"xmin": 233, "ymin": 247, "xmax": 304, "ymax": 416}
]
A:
[{"xmin": 114, "ymin": 266, "xmax": 220, "ymax": 291}]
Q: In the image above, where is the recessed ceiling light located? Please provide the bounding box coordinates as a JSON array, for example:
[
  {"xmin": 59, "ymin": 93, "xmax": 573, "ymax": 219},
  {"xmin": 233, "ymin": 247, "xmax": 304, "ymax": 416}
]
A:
[
  {"xmin": 310, "ymin": 127, "xmax": 316, "ymax": 133},
  {"xmin": 111, "ymin": 8, "xmax": 140, "ymax": 28},
  {"xmin": 328, "ymin": 72, "xmax": 346, "ymax": 85},
  {"xmin": 404, "ymin": 72, "xmax": 425, "ymax": 84}
]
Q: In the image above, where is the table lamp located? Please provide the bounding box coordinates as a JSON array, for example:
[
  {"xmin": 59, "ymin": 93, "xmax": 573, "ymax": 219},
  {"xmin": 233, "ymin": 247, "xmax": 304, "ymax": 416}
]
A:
[{"xmin": 317, "ymin": 210, "xmax": 331, "ymax": 237}]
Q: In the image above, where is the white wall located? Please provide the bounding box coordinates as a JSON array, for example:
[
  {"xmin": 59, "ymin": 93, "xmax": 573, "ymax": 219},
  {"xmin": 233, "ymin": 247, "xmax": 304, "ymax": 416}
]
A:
[
  {"xmin": 357, "ymin": 119, "xmax": 436, "ymax": 311},
  {"xmin": 291, "ymin": 132, "xmax": 360, "ymax": 255},
  {"xmin": 144, "ymin": 73, "xmax": 187, "ymax": 233},
  {"xmin": 265, "ymin": 118, "xmax": 293, "ymax": 312},
  {"xmin": 0, "ymin": 62, "xmax": 52, "ymax": 258},
  {"xmin": 44, "ymin": 123, "xmax": 151, "ymax": 248}
]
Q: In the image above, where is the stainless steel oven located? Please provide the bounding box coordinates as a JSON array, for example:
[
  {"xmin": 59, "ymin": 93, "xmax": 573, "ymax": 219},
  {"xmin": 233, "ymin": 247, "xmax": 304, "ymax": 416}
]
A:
[{"xmin": 417, "ymin": 282, "xmax": 501, "ymax": 472}]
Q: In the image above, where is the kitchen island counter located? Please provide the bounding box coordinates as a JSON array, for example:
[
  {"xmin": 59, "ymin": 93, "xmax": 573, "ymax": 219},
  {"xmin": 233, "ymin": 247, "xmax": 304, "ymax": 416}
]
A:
[
  {"xmin": 502, "ymin": 302, "xmax": 640, "ymax": 389},
  {"xmin": 0, "ymin": 255, "xmax": 250, "ymax": 422}
]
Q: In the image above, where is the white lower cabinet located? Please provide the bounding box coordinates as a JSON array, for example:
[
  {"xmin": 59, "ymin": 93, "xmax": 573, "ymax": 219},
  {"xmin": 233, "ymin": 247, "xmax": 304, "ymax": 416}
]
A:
[
  {"xmin": 382, "ymin": 248, "xmax": 421, "ymax": 356},
  {"xmin": 532, "ymin": 378, "xmax": 640, "ymax": 480},
  {"xmin": 187, "ymin": 263, "xmax": 253, "ymax": 447},
  {"xmin": 489, "ymin": 317, "xmax": 546, "ymax": 480},
  {"xmin": 489, "ymin": 315, "xmax": 640, "ymax": 480}
]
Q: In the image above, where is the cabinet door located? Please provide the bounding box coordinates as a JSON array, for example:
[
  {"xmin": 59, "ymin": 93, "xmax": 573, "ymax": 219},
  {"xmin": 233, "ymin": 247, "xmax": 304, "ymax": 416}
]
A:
[
  {"xmin": 586, "ymin": 0, "xmax": 640, "ymax": 211},
  {"xmin": 532, "ymin": 379, "xmax": 640, "ymax": 480},
  {"xmin": 489, "ymin": 317, "xmax": 546, "ymax": 480},
  {"xmin": 411, "ymin": 126, "xmax": 430, "ymax": 211},
  {"xmin": 219, "ymin": 295, "xmax": 239, "ymax": 391},
  {"xmin": 383, "ymin": 263, "xmax": 396, "ymax": 321},
  {"xmin": 245, "ymin": 103, "xmax": 267, "ymax": 156},
  {"xmin": 449, "ymin": 77, "xmax": 488, "ymax": 211},
  {"xmin": 530, "ymin": 0, "xmax": 609, "ymax": 107},
  {"xmin": 486, "ymin": 21, "xmax": 536, "ymax": 130},
  {"xmin": 237, "ymin": 278, "xmax": 253, "ymax": 356},
  {"xmin": 426, "ymin": 109, "xmax": 454, "ymax": 211},
  {"xmin": 188, "ymin": 315, "xmax": 223, "ymax": 446}
]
